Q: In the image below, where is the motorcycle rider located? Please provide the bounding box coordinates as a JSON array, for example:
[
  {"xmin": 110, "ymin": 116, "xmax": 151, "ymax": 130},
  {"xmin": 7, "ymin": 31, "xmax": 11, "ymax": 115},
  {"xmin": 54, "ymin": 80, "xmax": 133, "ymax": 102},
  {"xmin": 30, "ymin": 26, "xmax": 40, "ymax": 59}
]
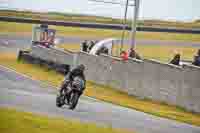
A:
[{"xmin": 60, "ymin": 64, "xmax": 86, "ymax": 95}]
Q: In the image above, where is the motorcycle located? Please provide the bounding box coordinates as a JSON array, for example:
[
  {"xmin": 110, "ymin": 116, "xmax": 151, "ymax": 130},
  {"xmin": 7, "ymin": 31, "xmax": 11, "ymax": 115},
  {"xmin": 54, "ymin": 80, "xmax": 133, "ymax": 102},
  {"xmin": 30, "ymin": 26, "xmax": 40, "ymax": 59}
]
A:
[{"xmin": 56, "ymin": 76, "xmax": 85, "ymax": 110}]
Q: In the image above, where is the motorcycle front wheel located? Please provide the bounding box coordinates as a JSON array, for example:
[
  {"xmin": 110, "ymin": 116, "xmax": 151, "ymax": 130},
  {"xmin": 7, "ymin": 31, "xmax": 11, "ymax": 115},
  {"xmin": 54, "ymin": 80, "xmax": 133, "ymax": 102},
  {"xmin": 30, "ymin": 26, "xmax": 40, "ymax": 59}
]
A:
[
  {"xmin": 56, "ymin": 88, "xmax": 66, "ymax": 107},
  {"xmin": 69, "ymin": 92, "xmax": 80, "ymax": 110}
]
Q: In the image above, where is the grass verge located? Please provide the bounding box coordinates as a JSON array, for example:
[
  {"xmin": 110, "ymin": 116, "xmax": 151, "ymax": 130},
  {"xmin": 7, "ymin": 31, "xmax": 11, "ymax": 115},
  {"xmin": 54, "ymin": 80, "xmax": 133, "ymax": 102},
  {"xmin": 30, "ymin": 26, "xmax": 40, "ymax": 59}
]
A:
[
  {"xmin": 0, "ymin": 53, "xmax": 200, "ymax": 126},
  {"xmin": 0, "ymin": 107, "xmax": 131, "ymax": 133},
  {"xmin": 1, "ymin": 21, "xmax": 200, "ymax": 42}
]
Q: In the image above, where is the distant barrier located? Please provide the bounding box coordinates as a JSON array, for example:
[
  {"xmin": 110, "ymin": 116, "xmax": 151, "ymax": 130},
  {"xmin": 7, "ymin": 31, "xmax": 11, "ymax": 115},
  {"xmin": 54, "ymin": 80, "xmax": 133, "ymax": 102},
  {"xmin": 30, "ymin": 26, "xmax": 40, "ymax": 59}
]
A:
[{"xmin": 26, "ymin": 46, "xmax": 200, "ymax": 113}]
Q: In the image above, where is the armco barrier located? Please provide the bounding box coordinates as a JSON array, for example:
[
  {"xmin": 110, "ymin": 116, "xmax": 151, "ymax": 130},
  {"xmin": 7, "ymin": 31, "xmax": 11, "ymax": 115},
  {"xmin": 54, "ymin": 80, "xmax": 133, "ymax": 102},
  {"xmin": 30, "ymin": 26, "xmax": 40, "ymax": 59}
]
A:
[
  {"xmin": 76, "ymin": 52, "xmax": 99, "ymax": 82},
  {"xmin": 77, "ymin": 53, "xmax": 145, "ymax": 94},
  {"xmin": 125, "ymin": 58, "xmax": 144, "ymax": 96},
  {"xmin": 19, "ymin": 50, "xmax": 70, "ymax": 74},
  {"xmin": 30, "ymin": 46, "xmax": 75, "ymax": 66},
  {"xmin": 76, "ymin": 53, "xmax": 128, "ymax": 92},
  {"xmin": 182, "ymin": 64, "xmax": 200, "ymax": 112},
  {"xmin": 142, "ymin": 59, "xmax": 184, "ymax": 105},
  {"xmin": 142, "ymin": 59, "xmax": 161, "ymax": 100},
  {"xmin": 109, "ymin": 57, "xmax": 144, "ymax": 94},
  {"xmin": 76, "ymin": 53, "xmax": 144, "ymax": 94},
  {"xmin": 158, "ymin": 62, "xmax": 183, "ymax": 106},
  {"xmin": 28, "ymin": 46, "xmax": 200, "ymax": 112}
]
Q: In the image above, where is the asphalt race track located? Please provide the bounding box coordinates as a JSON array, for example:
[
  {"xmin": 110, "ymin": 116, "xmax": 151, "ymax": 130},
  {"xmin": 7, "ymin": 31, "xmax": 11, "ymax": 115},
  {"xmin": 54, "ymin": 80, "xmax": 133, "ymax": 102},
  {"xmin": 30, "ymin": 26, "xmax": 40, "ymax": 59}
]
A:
[{"xmin": 0, "ymin": 65, "xmax": 200, "ymax": 133}]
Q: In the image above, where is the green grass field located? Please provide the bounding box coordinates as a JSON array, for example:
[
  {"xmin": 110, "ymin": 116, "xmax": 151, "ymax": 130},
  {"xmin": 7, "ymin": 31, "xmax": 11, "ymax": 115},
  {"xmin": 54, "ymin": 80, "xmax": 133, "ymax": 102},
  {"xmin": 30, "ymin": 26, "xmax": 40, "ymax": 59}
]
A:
[
  {"xmin": 0, "ymin": 53, "xmax": 199, "ymax": 126},
  {"xmin": 0, "ymin": 107, "xmax": 131, "ymax": 133},
  {"xmin": 1, "ymin": 21, "xmax": 200, "ymax": 42}
]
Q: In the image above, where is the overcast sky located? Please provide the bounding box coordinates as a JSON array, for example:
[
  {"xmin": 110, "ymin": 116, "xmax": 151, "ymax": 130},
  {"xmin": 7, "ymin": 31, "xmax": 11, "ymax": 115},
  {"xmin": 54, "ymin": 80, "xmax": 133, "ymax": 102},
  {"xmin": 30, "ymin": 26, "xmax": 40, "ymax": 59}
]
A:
[{"xmin": 0, "ymin": 0, "xmax": 199, "ymax": 22}]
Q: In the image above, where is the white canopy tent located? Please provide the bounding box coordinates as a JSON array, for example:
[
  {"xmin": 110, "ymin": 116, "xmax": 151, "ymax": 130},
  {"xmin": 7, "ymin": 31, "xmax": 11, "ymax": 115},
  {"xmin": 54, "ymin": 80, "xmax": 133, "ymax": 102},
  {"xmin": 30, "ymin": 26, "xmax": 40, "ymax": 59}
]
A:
[{"xmin": 89, "ymin": 38, "xmax": 120, "ymax": 55}]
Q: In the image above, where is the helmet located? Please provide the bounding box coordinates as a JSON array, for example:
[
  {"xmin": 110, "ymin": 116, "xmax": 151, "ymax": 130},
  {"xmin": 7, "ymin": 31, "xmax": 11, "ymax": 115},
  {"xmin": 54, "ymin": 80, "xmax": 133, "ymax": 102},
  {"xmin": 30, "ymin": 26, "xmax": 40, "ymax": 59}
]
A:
[{"xmin": 78, "ymin": 64, "xmax": 85, "ymax": 71}]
